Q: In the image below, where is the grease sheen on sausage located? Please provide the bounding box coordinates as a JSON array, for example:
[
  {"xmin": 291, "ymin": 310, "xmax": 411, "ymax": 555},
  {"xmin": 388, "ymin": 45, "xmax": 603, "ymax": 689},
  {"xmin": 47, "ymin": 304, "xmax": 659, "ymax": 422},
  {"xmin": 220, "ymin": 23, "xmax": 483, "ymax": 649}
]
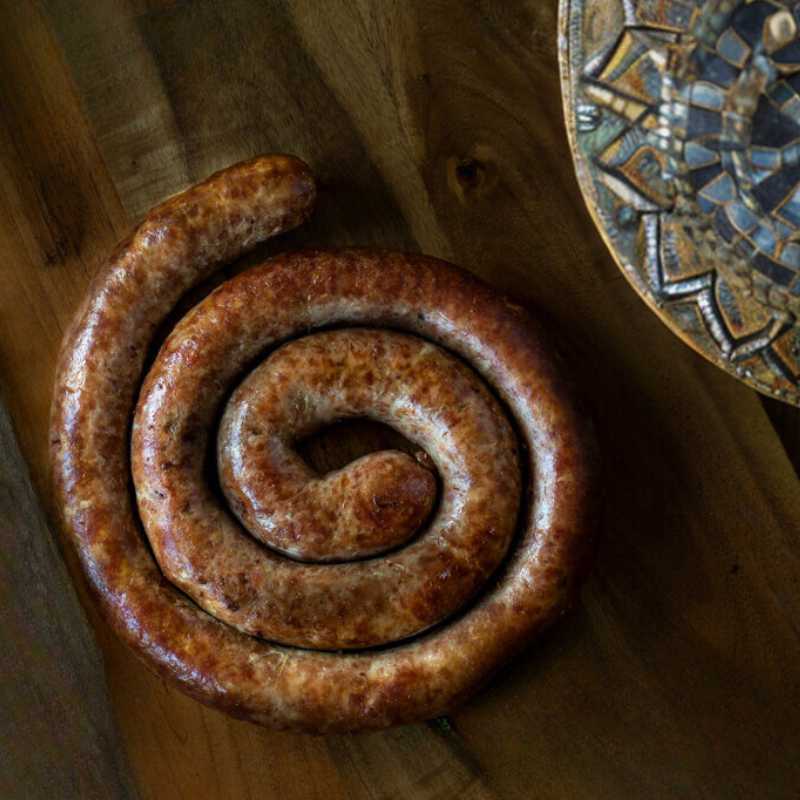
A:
[
  {"xmin": 50, "ymin": 154, "xmax": 597, "ymax": 732},
  {"xmin": 134, "ymin": 327, "xmax": 520, "ymax": 649}
]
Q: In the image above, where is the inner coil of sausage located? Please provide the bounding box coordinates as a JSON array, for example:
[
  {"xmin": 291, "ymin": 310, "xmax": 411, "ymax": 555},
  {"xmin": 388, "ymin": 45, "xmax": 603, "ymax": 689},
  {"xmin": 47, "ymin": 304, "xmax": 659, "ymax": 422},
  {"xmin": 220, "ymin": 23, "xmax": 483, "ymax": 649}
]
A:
[
  {"xmin": 51, "ymin": 155, "xmax": 595, "ymax": 731},
  {"xmin": 133, "ymin": 318, "xmax": 522, "ymax": 650}
]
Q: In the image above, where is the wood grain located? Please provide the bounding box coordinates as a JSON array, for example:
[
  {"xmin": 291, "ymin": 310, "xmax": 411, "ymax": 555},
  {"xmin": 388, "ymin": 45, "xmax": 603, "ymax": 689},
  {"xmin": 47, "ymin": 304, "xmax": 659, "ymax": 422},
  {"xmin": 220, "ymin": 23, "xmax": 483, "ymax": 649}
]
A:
[
  {"xmin": 0, "ymin": 0, "xmax": 798, "ymax": 797},
  {"xmin": 0, "ymin": 396, "xmax": 137, "ymax": 799}
]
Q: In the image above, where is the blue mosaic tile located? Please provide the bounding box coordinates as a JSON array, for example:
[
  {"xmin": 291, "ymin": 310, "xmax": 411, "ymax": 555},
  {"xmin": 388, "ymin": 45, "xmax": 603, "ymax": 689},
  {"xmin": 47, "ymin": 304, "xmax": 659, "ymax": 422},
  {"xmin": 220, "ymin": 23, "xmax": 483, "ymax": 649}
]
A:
[
  {"xmin": 691, "ymin": 81, "xmax": 726, "ymax": 110},
  {"xmin": 768, "ymin": 81, "xmax": 796, "ymax": 108},
  {"xmin": 731, "ymin": 2, "xmax": 777, "ymax": 47},
  {"xmin": 687, "ymin": 105, "xmax": 723, "ymax": 137},
  {"xmin": 726, "ymin": 201, "xmax": 759, "ymax": 234},
  {"xmin": 753, "ymin": 252, "xmax": 795, "ymax": 286},
  {"xmin": 750, "ymin": 148, "xmax": 782, "ymax": 171},
  {"xmin": 700, "ymin": 172, "xmax": 736, "ymax": 203},
  {"xmin": 716, "ymin": 27, "xmax": 750, "ymax": 66},
  {"xmin": 690, "ymin": 161, "xmax": 724, "ymax": 190},
  {"xmin": 779, "ymin": 243, "xmax": 800, "ymax": 270},
  {"xmin": 774, "ymin": 41, "xmax": 800, "ymax": 67},
  {"xmin": 752, "ymin": 165, "xmax": 800, "ymax": 212},
  {"xmin": 751, "ymin": 97, "xmax": 800, "ymax": 148},
  {"xmin": 714, "ymin": 206, "xmax": 736, "ymax": 242},
  {"xmin": 685, "ymin": 141, "xmax": 720, "ymax": 168},
  {"xmin": 753, "ymin": 224, "xmax": 778, "ymax": 256},
  {"xmin": 778, "ymin": 187, "xmax": 800, "ymax": 226}
]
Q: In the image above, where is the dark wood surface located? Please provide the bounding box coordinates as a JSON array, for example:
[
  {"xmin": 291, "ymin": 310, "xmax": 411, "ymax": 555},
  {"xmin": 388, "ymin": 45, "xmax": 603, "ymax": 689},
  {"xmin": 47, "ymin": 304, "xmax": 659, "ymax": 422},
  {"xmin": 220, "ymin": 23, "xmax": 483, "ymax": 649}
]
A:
[
  {"xmin": 0, "ymin": 396, "xmax": 138, "ymax": 799},
  {"xmin": 0, "ymin": 1, "xmax": 798, "ymax": 798}
]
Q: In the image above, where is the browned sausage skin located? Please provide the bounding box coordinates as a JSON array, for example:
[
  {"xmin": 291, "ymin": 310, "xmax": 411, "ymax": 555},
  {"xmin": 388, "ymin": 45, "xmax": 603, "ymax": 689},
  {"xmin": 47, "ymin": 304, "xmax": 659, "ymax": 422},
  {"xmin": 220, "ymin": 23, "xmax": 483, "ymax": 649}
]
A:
[
  {"xmin": 51, "ymin": 155, "xmax": 597, "ymax": 732},
  {"xmin": 217, "ymin": 330, "xmax": 459, "ymax": 564},
  {"xmin": 134, "ymin": 326, "xmax": 520, "ymax": 650}
]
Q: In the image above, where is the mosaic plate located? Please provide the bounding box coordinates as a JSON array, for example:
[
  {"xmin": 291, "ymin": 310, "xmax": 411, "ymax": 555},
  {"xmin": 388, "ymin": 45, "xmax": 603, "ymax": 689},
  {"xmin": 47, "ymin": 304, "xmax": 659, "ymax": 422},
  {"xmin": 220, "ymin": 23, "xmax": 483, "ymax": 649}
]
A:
[{"xmin": 559, "ymin": 0, "xmax": 800, "ymax": 404}]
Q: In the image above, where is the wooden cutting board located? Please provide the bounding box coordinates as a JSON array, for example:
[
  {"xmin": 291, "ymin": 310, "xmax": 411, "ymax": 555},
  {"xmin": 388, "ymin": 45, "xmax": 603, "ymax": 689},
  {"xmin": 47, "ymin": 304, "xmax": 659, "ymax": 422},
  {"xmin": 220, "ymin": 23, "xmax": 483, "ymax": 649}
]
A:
[
  {"xmin": 0, "ymin": 396, "xmax": 137, "ymax": 799},
  {"xmin": 0, "ymin": 1, "xmax": 798, "ymax": 797}
]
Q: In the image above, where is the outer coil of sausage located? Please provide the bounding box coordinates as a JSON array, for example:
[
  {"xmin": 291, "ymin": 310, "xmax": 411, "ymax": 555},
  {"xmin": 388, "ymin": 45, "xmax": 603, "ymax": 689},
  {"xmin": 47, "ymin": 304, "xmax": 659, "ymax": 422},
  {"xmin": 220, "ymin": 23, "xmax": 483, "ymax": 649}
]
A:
[{"xmin": 51, "ymin": 154, "xmax": 597, "ymax": 733}]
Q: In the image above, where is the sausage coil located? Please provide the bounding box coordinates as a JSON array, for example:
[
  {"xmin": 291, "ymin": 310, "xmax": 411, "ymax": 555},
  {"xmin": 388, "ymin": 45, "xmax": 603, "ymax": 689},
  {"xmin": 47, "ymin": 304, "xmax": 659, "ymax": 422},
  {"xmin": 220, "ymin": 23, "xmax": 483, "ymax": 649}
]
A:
[{"xmin": 51, "ymin": 154, "xmax": 596, "ymax": 732}]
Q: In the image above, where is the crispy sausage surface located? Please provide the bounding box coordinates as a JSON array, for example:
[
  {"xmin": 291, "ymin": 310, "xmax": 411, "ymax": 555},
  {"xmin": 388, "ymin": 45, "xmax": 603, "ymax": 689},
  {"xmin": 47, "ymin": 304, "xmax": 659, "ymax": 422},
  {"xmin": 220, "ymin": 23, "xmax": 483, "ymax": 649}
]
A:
[
  {"xmin": 135, "ymin": 327, "xmax": 520, "ymax": 649},
  {"xmin": 51, "ymin": 155, "xmax": 597, "ymax": 732}
]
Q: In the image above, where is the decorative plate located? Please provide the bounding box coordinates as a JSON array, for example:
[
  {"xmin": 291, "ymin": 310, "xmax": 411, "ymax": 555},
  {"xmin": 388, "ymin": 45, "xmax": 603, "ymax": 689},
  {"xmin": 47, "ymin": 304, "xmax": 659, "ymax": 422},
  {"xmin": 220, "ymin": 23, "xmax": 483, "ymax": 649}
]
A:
[{"xmin": 559, "ymin": 0, "xmax": 800, "ymax": 404}]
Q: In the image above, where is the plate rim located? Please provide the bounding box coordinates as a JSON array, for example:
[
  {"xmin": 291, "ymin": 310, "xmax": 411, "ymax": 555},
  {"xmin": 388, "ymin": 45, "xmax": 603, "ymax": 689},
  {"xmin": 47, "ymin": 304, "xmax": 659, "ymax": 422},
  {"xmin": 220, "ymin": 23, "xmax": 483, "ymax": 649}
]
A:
[{"xmin": 557, "ymin": 0, "xmax": 800, "ymax": 406}]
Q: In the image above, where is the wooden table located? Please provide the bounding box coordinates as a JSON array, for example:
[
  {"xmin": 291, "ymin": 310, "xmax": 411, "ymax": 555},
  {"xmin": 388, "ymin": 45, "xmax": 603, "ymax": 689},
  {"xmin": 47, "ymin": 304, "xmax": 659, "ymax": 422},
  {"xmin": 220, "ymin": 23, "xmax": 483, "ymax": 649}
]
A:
[{"xmin": 1, "ymin": 2, "xmax": 798, "ymax": 797}]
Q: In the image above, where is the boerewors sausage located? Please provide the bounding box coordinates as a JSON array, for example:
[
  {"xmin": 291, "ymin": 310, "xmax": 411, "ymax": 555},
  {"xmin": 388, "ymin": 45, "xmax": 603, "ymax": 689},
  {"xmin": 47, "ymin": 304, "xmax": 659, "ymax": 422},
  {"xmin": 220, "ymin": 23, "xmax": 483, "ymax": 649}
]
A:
[{"xmin": 50, "ymin": 154, "xmax": 597, "ymax": 732}]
